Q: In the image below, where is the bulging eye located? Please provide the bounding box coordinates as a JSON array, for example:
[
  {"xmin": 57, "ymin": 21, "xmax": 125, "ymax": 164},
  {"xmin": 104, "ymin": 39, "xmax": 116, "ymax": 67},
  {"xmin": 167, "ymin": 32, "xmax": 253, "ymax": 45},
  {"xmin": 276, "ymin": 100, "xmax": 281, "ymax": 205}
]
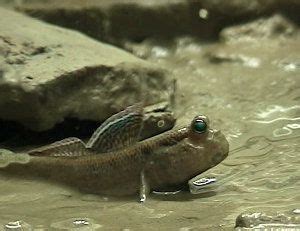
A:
[{"xmin": 193, "ymin": 119, "xmax": 207, "ymax": 134}]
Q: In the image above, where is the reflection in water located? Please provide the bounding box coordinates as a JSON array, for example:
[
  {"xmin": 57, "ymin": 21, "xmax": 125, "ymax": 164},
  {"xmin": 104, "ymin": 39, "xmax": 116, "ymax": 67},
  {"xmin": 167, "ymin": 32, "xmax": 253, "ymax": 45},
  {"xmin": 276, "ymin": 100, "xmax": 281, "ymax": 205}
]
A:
[
  {"xmin": 251, "ymin": 106, "xmax": 300, "ymax": 138},
  {"xmin": 214, "ymin": 106, "xmax": 300, "ymax": 210},
  {"xmin": 5, "ymin": 220, "xmax": 32, "ymax": 230},
  {"xmin": 51, "ymin": 218, "xmax": 102, "ymax": 230},
  {"xmin": 254, "ymin": 105, "xmax": 300, "ymax": 119}
]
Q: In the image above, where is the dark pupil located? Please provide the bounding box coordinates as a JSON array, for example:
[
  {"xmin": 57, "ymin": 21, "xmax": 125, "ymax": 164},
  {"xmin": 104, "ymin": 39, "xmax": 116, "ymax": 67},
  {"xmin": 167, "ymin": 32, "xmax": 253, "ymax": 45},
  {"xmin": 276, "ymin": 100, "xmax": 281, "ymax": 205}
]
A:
[{"xmin": 193, "ymin": 120, "xmax": 207, "ymax": 133}]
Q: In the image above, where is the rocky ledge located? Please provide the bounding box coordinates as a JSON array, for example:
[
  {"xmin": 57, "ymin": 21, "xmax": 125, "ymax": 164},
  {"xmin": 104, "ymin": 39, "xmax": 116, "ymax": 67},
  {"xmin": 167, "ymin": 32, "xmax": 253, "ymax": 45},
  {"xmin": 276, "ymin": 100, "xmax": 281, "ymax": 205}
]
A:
[
  {"xmin": 0, "ymin": 8, "xmax": 172, "ymax": 131},
  {"xmin": 1, "ymin": 0, "xmax": 298, "ymax": 44},
  {"xmin": 235, "ymin": 211, "xmax": 300, "ymax": 230}
]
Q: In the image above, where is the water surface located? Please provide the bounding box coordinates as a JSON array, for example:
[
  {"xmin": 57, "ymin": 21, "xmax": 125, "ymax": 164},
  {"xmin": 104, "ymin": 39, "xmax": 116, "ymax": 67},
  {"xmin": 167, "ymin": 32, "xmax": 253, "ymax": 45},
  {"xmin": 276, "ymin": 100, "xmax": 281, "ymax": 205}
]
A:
[{"xmin": 0, "ymin": 34, "xmax": 299, "ymax": 230}]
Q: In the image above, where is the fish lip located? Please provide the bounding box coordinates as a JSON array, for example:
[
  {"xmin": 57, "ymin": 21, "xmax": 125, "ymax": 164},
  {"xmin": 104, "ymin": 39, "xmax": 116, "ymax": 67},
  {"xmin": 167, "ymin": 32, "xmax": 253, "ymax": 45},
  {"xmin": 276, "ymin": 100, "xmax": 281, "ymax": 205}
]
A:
[
  {"xmin": 214, "ymin": 129, "xmax": 229, "ymax": 155},
  {"xmin": 192, "ymin": 177, "xmax": 216, "ymax": 187},
  {"xmin": 210, "ymin": 130, "xmax": 229, "ymax": 166}
]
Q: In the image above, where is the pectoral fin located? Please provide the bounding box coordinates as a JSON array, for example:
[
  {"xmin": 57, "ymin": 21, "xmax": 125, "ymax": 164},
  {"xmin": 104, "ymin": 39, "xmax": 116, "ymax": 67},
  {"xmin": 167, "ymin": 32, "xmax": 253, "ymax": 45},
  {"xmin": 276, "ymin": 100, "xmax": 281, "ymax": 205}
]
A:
[
  {"xmin": 28, "ymin": 137, "xmax": 89, "ymax": 157},
  {"xmin": 86, "ymin": 103, "xmax": 144, "ymax": 153},
  {"xmin": 188, "ymin": 176, "xmax": 217, "ymax": 194},
  {"xmin": 139, "ymin": 170, "xmax": 150, "ymax": 203}
]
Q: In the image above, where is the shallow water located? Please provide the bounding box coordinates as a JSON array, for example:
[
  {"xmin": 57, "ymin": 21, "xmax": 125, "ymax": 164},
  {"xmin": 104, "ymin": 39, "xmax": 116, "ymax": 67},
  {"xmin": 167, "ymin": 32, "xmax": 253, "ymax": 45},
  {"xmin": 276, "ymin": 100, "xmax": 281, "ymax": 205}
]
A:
[{"xmin": 1, "ymin": 35, "xmax": 300, "ymax": 229}]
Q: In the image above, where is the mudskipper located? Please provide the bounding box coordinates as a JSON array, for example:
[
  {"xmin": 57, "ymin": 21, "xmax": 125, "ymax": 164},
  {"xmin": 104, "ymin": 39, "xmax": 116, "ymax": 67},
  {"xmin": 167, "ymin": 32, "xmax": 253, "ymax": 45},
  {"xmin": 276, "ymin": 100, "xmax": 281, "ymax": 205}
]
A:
[{"xmin": 0, "ymin": 104, "xmax": 229, "ymax": 201}]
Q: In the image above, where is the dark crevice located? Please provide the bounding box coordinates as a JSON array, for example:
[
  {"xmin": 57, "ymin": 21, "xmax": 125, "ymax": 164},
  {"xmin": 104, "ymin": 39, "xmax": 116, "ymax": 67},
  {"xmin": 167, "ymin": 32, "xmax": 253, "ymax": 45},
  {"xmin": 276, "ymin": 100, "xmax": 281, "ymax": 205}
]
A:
[{"xmin": 0, "ymin": 118, "xmax": 101, "ymax": 148}]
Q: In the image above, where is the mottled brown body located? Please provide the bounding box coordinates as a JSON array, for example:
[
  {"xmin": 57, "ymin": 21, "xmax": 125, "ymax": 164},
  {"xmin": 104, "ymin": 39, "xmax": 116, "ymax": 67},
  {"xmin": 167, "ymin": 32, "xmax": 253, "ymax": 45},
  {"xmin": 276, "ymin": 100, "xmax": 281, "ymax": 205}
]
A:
[
  {"xmin": 0, "ymin": 103, "xmax": 229, "ymax": 197},
  {"xmin": 0, "ymin": 127, "xmax": 228, "ymax": 196}
]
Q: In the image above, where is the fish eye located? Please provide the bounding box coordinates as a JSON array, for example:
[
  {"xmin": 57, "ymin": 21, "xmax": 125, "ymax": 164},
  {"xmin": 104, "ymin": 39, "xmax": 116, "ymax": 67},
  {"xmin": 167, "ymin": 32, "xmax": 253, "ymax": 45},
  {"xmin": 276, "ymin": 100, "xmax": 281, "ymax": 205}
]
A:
[{"xmin": 192, "ymin": 118, "xmax": 207, "ymax": 134}]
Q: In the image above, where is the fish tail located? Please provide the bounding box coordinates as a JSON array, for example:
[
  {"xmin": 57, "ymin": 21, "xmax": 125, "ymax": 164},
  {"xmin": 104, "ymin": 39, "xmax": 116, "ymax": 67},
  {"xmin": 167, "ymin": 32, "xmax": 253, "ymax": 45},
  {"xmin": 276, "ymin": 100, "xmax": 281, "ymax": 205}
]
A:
[{"xmin": 0, "ymin": 149, "xmax": 30, "ymax": 167}]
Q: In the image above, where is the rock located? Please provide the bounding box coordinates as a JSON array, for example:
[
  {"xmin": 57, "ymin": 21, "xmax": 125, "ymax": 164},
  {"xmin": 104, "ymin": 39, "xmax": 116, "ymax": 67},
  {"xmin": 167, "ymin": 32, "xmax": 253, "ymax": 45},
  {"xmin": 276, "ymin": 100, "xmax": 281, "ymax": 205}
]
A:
[
  {"xmin": 50, "ymin": 218, "xmax": 102, "ymax": 230},
  {"xmin": 206, "ymin": 14, "xmax": 299, "ymax": 65},
  {"xmin": 0, "ymin": 0, "xmax": 297, "ymax": 43},
  {"xmin": 4, "ymin": 220, "xmax": 32, "ymax": 230},
  {"xmin": 0, "ymin": 7, "xmax": 172, "ymax": 131},
  {"xmin": 220, "ymin": 14, "xmax": 297, "ymax": 43},
  {"xmin": 200, "ymin": 0, "xmax": 275, "ymax": 16},
  {"xmin": 12, "ymin": 0, "xmax": 218, "ymax": 43},
  {"xmin": 235, "ymin": 211, "xmax": 300, "ymax": 229},
  {"xmin": 198, "ymin": 0, "xmax": 300, "ymax": 24}
]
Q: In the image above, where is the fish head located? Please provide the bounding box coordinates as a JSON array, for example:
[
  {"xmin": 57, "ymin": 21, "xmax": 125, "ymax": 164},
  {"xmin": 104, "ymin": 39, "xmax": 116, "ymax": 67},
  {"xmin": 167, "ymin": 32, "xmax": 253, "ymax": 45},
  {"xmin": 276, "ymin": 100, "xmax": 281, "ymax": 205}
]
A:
[
  {"xmin": 186, "ymin": 115, "xmax": 229, "ymax": 171},
  {"xmin": 147, "ymin": 114, "xmax": 229, "ymax": 190},
  {"xmin": 140, "ymin": 111, "xmax": 176, "ymax": 140}
]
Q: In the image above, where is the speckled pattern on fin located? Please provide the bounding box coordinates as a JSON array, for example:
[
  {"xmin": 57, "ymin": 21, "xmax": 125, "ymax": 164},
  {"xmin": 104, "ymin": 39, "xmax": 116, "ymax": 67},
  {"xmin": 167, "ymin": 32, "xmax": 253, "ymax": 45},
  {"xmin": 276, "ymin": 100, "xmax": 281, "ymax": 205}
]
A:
[
  {"xmin": 28, "ymin": 137, "xmax": 88, "ymax": 157},
  {"xmin": 86, "ymin": 103, "xmax": 144, "ymax": 153}
]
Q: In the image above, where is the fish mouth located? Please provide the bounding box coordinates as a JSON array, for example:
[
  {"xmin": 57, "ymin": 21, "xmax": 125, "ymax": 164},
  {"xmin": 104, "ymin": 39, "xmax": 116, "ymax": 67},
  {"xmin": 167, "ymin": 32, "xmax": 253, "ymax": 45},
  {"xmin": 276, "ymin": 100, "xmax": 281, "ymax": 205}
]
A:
[{"xmin": 211, "ymin": 130, "xmax": 229, "ymax": 165}]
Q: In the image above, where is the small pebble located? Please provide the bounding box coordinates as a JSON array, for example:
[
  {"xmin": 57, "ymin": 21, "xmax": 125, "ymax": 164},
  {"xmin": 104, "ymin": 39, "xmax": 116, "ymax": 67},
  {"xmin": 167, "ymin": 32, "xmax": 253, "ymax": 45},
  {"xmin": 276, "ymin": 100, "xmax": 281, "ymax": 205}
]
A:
[{"xmin": 292, "ymin": 209, "xmax": 300, "ymax": 214}]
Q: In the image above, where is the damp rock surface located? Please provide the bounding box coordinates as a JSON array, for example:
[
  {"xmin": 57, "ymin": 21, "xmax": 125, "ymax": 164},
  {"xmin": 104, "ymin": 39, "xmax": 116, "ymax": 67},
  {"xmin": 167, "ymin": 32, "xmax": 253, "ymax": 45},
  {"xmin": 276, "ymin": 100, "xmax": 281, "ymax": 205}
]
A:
[
  {"xmin": 220, "ymin": 14, "xmax": 297, "ymax": 42},
  {"xmin": 0, "ymin": 7, "xmax": 171, "ymax": 131},
  {"xmin": 199, "ymin": 0, "xmax": 300, "ymax": 17},
  {"xmin": 235, "ymin": 211, "xmax": 300, "ymax": 229},
  {"xmin": 0, "ymin": 0, "xmax": 298, "ymax": 43},
  {"xmin": 2, "ymin": 0, "xmax": 218, "ymax": 42}
]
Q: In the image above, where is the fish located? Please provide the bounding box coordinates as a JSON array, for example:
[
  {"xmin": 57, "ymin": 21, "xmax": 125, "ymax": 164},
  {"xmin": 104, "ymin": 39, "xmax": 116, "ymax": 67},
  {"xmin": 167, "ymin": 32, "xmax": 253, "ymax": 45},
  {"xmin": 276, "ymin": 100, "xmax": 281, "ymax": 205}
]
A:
[{"xmin": 0, "ymin": 104, "xmax": 229, "ymax": 201}]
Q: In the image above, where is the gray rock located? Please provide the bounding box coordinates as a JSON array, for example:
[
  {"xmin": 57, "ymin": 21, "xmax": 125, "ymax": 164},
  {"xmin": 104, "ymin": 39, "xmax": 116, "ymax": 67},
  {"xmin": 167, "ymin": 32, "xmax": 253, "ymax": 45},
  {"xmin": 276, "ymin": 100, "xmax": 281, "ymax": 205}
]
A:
[
  {"xmin": 220, "ymin": 14, "xmax": 297, "ymax": 43},
  {"xmin": 4, "ymin": 220, "xmax": 32, "ymax": 230},
  {"xmin": 199, "ymin": 0, "xmax": 300, "ymax": 26},
  {"xmin": 235, "ymin": 211, "xmax": 300, "ymax": 229},
  {"xmin": 0, "ymin": 0, "xmax": 297, "ymax": 43},
  {"xmin": 0, "ymin": 7, "xmax": 172, "ymax": 131},
  {"xmin": 12, "ymin": 0, "xmax": 218, "ymax": 42},
  {"xmin": 207, "ymin": 14, "xmax": 299, "ymax": 65}
]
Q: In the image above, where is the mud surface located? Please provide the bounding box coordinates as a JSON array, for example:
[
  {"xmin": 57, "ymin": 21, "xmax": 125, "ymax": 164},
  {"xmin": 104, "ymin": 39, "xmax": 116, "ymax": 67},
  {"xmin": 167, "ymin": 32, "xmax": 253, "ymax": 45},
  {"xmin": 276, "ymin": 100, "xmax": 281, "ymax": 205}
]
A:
[{"xmin": 0, "ymin": 7, "xmax": 299, "ymax": 231}]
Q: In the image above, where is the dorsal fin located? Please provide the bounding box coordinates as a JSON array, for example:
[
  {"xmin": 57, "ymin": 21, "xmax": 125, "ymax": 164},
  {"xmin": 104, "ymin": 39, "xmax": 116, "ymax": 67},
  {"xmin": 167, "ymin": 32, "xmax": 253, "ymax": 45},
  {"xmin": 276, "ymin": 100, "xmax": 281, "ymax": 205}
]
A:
[
  {"xmin": 28, "ymin": 137, "xmax": 89, "ymax": 157},
  {"xmin": 86, "ymin": 103, "xmax": 144, "ymax": 153}
]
